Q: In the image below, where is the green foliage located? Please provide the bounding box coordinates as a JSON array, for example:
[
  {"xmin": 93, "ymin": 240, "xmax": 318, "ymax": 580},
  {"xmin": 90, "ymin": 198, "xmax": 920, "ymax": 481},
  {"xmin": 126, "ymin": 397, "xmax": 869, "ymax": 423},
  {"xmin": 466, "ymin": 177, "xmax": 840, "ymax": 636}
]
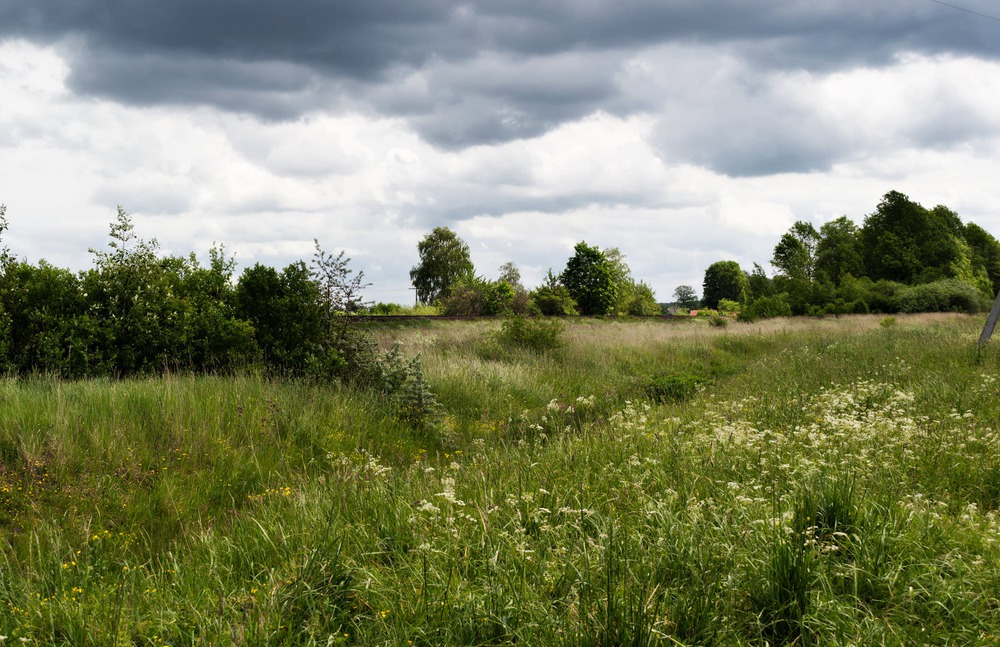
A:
[
  {"xmin": 531, "ymin": 269, "xmax": 578, "ymax": 316},
  {"xmin": 5, "ymin": 318, "xmax": 1000, "ymax": 643},
  {"xmin": 623, "ymin": 280, "xmax": 660, "ymax": 315},
  {"xmin": 771, "ymin": 220, "xmax": 819, "ymax": 281},
  {"xmin": 894, "ymin": 278, "xmax": 989, "ymax": 314},
  {"xmin": 409, "ymin": 227, "xmax": 474, "ymax": 305},
  {"xmin": 561, "ymin": 241, "xmax": 618, "ymax": 315},
  {"xmin": 497, "ymin": 261, "xmax": 524, "ymax": 292},
  {"xmin": 963, "ymin": 222, "xmax": 1000, "ymax": 296},
  {"xmin": 716, "ymin": 298, "xmax": 740, "ymax": 314},
  {"xmin": 644, "ymin": 373, "xmax": 704, "ymax": 403},
  {"xmin": 495, "ymin": 315, "xmax": 565, "ymax": 353},
  {"xmin": 816, "ymin": 216, "xmax": 864, "ymax": 284},
  {"xmin": 746, "ymin": 263, "xmax": 774, "ymax": 301},
  {"xmin": 394, "ymin": 354, "xmax": 442, "ymax": 431},
  {"xmin": 441, "ymin": 276, "xmax": 516, "ymax": 316},
  {"xmin": 365, "ymin": 302, "xmax": 440, "ymax": 316},
  {"xmin": 702, "ymin": 260, "xmax": 748, "ymax": 310},
  {"xmin": 738, "ymin": 294, "xmax": 793, "ymax": 322},
  {"xmin": 0, "ymin": 203, "xmax": 10, "ymax": 269},
  {"xmin": 236, "ymin": 262, "xmax": 325, "ymax": 375},
  {"xmin": 672, "ymin": 284, "xmax": 700, "ymax": 309},
  {"xmin": 861, "ymin": 191, "xmax": 968, "ymax": 284}
]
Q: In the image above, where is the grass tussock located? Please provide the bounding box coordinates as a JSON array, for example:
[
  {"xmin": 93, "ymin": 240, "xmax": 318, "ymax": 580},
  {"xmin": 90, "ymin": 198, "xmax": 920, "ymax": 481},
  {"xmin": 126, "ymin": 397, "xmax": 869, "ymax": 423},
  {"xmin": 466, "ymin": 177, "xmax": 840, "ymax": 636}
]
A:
[{"xmin": 1, "ymin": 313, "xmax": 1000, "ymax": 643}]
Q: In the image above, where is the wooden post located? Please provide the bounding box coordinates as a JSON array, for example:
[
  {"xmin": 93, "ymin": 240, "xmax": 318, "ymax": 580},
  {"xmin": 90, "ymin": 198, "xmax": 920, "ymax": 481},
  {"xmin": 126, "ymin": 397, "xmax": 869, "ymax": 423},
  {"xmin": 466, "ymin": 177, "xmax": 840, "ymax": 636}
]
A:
[{"xmin": 979, "ymin": 290, "xmax": 1000, "ymax": 344}]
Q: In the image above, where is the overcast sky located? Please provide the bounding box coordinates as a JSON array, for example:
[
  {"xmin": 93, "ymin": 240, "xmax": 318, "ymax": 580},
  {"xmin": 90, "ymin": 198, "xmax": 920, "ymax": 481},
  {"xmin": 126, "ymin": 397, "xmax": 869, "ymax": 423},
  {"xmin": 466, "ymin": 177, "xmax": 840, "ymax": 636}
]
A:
[{"xmin": 2, "ymin": 0, "xmax": 1000, "ymax": 304}]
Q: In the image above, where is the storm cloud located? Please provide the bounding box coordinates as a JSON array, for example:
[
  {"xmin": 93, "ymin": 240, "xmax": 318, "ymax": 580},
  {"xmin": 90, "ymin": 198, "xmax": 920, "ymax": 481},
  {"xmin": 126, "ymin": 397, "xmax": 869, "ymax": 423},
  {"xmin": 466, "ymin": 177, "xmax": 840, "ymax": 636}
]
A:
[
  {"xmin": 4, "ymin": 0, "xmax": 1000, "ymax": 167},
  {"xmin": 3, "ymin": 0, "xmax": 1000, "ymax": 303}
]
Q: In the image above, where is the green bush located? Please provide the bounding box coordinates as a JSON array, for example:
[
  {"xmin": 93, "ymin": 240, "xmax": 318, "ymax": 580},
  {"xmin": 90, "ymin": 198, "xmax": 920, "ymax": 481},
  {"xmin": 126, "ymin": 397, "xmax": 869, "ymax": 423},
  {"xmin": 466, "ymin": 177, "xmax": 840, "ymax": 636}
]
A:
[
  {"xmin": 494, "ymin": 315, "xmax": 565, "ymax": 352},
  {"xmin": 738, "ymin": 295, "xmax": 793, "ymax": 322},
  {"xmin": 894, "ymin": 279, "xmax": 989, "ymax": 314},
  {"xmin": 717, "ymin": 298, "xmax": 741, "ymax": 315}
]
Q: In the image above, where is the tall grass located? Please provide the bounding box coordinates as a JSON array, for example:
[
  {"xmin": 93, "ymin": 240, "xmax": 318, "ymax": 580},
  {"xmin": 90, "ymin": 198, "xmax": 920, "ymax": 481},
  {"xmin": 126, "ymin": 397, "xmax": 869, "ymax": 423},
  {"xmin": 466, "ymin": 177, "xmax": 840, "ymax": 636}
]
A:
[{"xmin": 2, "ymin": 314, "xmax": 1000, "ymax": 644}]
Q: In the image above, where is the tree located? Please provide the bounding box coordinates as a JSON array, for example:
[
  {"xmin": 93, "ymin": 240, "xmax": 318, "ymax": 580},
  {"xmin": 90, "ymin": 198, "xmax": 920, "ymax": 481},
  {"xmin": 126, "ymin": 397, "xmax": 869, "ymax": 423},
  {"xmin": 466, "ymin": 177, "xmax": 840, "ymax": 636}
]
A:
[
  {"xmin": 702, "ymin": 260, "xmax": 748, "ymax": 310},
  {"xmin": 861, "ymin": 191, "xmax": 963, "ymax": 284},
  {"xmin": 771, "ymin": 221, "xmax": 819, "ymax": 281},
  {"xmin": 672, "ymin": 285, "xmax": 700, "ymax": 309},
  {"xmin": 0, "ymin": 204, "xmax": 10, "ymax": 269},
  {"xmin": 964, "ymin": 222, "xmax": 1000, "ymax": 296},
  {"xmin": 815, "ymin": 216, "xmax": 863, "ymax": 284},
  {"xmin": 498, "ymin": 261, "xmax": 524, "ymax": 292},
  {"xmin": 746, "ymin": 264, "xmax": 775, "ymax": 300},
  {"xmin": 561, "ymin": 242, "xmax": 617, "ymax": 315},
  {"xmin": 409, "ymin": 227, "xmax": 474, "ymax": 304}
]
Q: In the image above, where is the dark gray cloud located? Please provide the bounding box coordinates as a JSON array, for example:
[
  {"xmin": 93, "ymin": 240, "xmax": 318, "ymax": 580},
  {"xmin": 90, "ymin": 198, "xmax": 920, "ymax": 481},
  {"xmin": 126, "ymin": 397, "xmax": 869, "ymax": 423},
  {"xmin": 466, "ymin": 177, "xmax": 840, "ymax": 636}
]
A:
[{"xmin": 3, "ymin": 0, "xmax": 1000, "ymax": 173}]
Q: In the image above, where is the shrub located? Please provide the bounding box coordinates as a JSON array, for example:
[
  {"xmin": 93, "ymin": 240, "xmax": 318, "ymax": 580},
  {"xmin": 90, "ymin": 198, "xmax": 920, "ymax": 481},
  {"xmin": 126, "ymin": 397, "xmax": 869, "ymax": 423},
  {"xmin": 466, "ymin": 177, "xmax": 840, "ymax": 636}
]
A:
[
  {"xmin": 894, "ymin": 279, "xmax": 989, "ymax": 314},
  {"xmin": 531, "ymin": 284, "xmax": 578, "ymax": 316},
  {"xmin": 708, "ymin": 317, "xmax": 728, "ymax": 328},
  {"xmin": 717, "ymin": 298, "xmax": 741, "ymax": 315},
  {"xmin": 738, "ymin": 295, "xmax": 792, "ymax": 322},
  {"xmin": 495, "ymin": 315, "xmax": 565, "ymax": 352},
  {"xmin": 441, "ymin": 277, "xmax": 515, "ymax": 316}
]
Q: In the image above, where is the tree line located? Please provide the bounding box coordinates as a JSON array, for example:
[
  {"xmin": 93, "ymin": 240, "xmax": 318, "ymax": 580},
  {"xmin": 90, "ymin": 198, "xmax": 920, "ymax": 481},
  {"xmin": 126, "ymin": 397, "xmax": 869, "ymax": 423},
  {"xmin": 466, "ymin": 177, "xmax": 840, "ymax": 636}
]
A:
[
  {"xmin": 401, "ymin": 227, "xmax": 661, "ymax": 316},
  {"xmin": 686, "ymin": 190, "xmax": 1000, "ymax": 320},
  {"xmin": 2, "ymin": 188, "xmax": 993, "ymax": 381}
]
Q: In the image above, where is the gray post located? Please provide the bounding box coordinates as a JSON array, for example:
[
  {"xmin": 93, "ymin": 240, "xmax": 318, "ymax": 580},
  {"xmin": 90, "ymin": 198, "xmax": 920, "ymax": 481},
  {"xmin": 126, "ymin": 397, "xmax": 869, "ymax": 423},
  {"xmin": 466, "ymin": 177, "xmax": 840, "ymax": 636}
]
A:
[{"xmin": 979, "ymin": 289, "xmax": 1000, "ymax": 344}]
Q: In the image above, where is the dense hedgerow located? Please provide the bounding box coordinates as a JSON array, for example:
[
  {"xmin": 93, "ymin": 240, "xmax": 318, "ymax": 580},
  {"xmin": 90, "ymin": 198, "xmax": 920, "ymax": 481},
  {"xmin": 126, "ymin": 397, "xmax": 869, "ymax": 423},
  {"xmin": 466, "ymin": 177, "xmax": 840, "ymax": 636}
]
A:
[{"xmin": 0, "ymin": 207, "xmax": 397, "ymax": 384}]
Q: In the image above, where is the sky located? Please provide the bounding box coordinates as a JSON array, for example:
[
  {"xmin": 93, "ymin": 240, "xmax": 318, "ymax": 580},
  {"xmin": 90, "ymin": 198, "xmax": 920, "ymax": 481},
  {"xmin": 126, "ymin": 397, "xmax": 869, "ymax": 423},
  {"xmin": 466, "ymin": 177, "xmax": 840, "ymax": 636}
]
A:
[{"xmin": 2, "ymin": 0, "xmax": 1000, "ymax": 304}]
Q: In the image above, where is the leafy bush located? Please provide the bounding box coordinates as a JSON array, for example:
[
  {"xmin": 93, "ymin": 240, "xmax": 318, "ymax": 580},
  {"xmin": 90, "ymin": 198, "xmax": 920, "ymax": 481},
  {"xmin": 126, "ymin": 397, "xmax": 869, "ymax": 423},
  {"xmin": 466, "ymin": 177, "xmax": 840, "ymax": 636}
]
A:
[
  {"xmin": 717, "ymin": 298, "xmax": 741, "ymax": 315},
  {"xmin": 738, "ymin": 295, "xmax": 793, "ymax": 322},
  {"xmin": 531, "ymin": 284, "xmax": 577, "ymax": 316},
  {"xmin": 441, "ymin": 276, "xmax": 515, "ymax": 316},
  {"xmin": 893, "ymin": 278, "xmax": 989, "ymax": 314},
  {"xmin": 623, "ymin": 280, "xmax": 662, "ymax": 315},
  {"xmin": 495, "ymin": 315, "xmax": 565, "ymax": 352}
]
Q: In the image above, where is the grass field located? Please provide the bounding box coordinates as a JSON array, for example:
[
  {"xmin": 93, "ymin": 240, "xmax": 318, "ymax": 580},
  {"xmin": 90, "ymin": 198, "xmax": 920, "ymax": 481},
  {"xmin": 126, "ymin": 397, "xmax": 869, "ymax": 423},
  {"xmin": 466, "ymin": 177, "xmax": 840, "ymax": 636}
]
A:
[{"xmin": 2, "ymin": 313, "xmax": 1000, "ymax": 645}]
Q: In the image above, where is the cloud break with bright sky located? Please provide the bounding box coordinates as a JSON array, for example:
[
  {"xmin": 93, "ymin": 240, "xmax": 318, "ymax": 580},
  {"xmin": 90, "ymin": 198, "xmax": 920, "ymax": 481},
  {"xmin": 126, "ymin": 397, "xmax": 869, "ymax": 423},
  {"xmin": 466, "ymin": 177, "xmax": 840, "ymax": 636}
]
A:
[{"xmin": 2, "ymin": 0, "xmax": 1000, "ymax": 303}]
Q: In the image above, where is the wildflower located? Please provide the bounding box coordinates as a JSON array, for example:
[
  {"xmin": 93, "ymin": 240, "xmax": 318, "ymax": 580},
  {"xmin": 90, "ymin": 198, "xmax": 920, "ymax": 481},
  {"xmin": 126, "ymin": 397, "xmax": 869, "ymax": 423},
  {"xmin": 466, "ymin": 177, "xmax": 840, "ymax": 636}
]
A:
[{"xmin": 416, "ymin": 500, "xmax": 439, "ymax": 514}]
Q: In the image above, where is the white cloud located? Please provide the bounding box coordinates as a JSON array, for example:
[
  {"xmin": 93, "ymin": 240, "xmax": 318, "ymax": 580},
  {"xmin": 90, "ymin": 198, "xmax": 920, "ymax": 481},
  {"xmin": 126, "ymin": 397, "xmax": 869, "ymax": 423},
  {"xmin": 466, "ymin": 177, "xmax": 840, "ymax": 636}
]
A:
[{"xmin": 3, "ymin": 37, "xmax": 1000, "ymax": 306}]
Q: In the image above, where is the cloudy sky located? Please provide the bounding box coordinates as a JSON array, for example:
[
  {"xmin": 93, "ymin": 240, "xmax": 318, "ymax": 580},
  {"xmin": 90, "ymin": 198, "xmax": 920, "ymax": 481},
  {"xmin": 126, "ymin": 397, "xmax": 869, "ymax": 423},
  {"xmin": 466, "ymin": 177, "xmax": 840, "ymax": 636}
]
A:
[{"xmin": 2, "ymin": 0, "xmax": 1000, "ymax": 303}]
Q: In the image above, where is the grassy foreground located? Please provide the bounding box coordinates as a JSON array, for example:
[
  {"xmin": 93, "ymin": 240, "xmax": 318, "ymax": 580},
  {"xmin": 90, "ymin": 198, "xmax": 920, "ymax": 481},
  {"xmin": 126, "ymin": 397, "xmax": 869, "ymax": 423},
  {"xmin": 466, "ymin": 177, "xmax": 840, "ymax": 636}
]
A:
[{"xmin": 2, "ymin": 314, "xmax": 1000, "ymax": 644}]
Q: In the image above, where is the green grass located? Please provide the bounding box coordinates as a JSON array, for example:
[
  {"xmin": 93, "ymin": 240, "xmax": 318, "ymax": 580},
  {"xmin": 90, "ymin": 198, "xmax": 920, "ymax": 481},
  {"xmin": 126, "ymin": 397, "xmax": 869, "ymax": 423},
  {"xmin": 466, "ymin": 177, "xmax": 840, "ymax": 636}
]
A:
[{"xmin": 2, "ymin": 313, "xmax": 1000, "ymax": 644}]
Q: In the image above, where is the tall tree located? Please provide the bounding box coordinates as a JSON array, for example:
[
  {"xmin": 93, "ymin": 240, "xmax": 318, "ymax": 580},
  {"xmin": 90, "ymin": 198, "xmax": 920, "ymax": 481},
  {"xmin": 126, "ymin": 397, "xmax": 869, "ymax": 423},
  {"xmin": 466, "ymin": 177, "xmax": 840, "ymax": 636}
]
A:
[
  {"xmin": 964, "ymin": 223, "xmax": 1000, "ymax": 296},
  {"xmin": 815, "ymin": 216, "xmax": 863, "ymax": 284},
  {"xmin": 746, "ymin": 263, "xmax": 775, "ymax": 300},
  {"xmin": 409, "ymin": 227, "xmax": 474, "ymax": 305},
  {"xmin": 702, "ymin": 260, "xmax": 748, "ymax": 309},
  {"xmin": 672, "ymin": 285, "xmax": 700, "ymax": 309},
  {"xmin": 497, "ymin": 261, "xmax": 524, "ymax": 292},
  {"xmin": 861, "ymin": 191, "xmax": 963, "ymax": 284},
  {"xmin": 561, "ymin": 242, "xmax": 617, "ymax": 315},
  {"xmin": 771, "ymin": 221, "xmax": 819, "ymax": 281}
]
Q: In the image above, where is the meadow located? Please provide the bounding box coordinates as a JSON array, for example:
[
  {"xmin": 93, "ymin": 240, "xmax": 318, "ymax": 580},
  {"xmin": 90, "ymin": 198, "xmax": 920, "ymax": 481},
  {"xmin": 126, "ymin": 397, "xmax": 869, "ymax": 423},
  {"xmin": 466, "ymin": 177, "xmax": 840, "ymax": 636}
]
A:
[{"xmin": 2, "ymin": 314, "xmax": 1000, "ymax": 645}]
